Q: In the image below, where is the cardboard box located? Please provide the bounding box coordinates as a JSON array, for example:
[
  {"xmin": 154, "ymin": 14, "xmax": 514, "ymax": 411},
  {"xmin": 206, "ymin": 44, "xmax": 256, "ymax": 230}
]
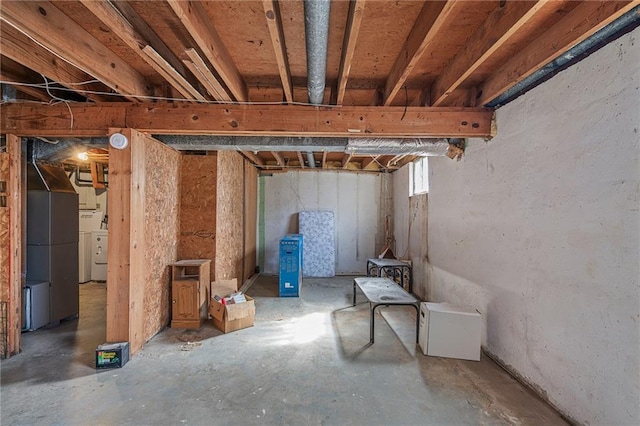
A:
[
  {"xmin": 209, "ymin": 278, "xmax": 255, "ymax": 333},
  {"xmin": 96, "ymin": 342, "xmax": 130, "ymax": 369}
]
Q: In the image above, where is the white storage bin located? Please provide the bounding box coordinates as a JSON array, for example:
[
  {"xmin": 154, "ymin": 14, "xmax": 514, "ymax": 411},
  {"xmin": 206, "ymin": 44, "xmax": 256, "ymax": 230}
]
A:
[{"xmin": 419, "ymin": 302, "xmax": 481, "ymax": 361}]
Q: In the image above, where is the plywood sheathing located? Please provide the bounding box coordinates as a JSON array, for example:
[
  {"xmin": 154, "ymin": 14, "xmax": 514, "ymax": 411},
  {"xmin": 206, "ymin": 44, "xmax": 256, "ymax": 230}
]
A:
[
  {"xmin": 107, "ymin": 128, "xmax": 179, "ymax": 355},
  {"xmin": 178, "ymin": 154, "xmax": 217, "ymax": 279},
  {"xmin": 143, "ymin": 137, "xmax": 180, "ymax": 341},
  {"xmin": 215, "ymin": 151, "xmax": 244, "ymax": 282},
  {"xmin": 243, "ymin": 162, "xmax": 258, "ymax": 281}
]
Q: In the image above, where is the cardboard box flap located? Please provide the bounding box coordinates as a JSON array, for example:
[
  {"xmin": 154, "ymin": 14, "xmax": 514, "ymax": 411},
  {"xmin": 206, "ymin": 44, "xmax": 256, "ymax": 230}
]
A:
[
  {"xmin": 211, "ymin": 278, "xmax": 238, "ymax": 299},
  {"xmin": 225, "ymin": 296, "xmax": 255, "ymax": 321},
  {"xmin": 209, "ymin": 299, "xmax": 226, "ymax": 322}
]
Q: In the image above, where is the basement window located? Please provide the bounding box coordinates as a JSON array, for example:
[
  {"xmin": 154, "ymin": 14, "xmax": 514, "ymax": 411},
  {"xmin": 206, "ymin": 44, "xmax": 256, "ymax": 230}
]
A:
[{"xmin": 409, "ymin": 157, "xmax": 429, "ymax": 196}]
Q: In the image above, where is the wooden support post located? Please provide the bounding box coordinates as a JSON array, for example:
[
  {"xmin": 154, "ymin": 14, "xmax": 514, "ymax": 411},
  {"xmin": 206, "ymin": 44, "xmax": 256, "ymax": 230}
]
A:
[
  {"xmin": 1, "ymin": 134, "xmax": 23, "ymax": 357},
  {"xmin": 106, "ymin": 128, "xmax": 148, "ymax": 355}
]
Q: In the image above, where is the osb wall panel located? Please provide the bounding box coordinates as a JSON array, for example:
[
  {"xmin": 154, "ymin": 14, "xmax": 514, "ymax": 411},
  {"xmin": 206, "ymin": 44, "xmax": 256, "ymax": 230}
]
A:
[
  {"xmin": 143, "ymin": 136, "xmax": 180, "ymax": 341},
  {"xmin": 179, "ymin": 154, "xmax": 217, "ymax": 278},
  {"xmin": 0, "ymin": 153, "xmax": 9, "ymax": 304},
  {"xmin": 243, "ymin": 162, "xmax": 258, "ymax": 281},
  {"xmin": 215, "ymin": 151, "xmax": 244, "ymax": 281}
]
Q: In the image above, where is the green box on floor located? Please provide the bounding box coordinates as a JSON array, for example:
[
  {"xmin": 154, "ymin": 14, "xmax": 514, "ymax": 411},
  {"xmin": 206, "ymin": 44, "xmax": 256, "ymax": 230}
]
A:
[{"xmin": 96, "ymin": 342, "xmax": 130, "ymax": 369}]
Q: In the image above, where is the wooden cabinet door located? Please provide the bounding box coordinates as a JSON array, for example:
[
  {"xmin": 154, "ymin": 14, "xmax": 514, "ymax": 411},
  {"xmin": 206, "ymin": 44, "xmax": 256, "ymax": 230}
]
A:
[{"xmin": 172, "ymin": 280, "xmax": 199, "ymax": 321}]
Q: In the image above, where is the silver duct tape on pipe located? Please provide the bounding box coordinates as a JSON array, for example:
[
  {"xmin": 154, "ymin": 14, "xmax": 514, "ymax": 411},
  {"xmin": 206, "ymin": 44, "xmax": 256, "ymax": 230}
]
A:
[
  {"xmin": 346, "ymin": 138, "xmax": 454, "ymax": 156},
  {"xmin": 304, "ymin": 0, "xmax": 331, "ymax": 105}
]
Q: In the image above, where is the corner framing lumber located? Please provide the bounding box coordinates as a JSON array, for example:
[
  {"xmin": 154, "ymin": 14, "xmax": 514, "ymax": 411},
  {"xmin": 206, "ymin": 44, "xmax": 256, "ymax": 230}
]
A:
[
  {"xmin": 0, "ymin": 102, "xmax": 495, "ymax": 138},
  {"xmin": 0, "ymin": 1, "xmax": 152, "ymax": 100},
  {"xmin": 383, "ymin": 0, "xmax": 456, "ymax": 106},
  {"xmin": 477, "ymin": 0, "xmax": 640, "ymax": 106}
]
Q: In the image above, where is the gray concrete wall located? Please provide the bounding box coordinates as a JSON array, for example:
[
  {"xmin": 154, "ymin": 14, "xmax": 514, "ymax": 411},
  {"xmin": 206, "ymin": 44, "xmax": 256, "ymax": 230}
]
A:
[
  {"xmin": 392, "ymin": 164, "xmax": 429, "ymax": 300},
  {"xmin": 262, "ymin": 171, "xmax": 382, "ymax": 275},
  {"xmin": 426, "ymin": 28, "xmax": 640, "ymax": 424}
]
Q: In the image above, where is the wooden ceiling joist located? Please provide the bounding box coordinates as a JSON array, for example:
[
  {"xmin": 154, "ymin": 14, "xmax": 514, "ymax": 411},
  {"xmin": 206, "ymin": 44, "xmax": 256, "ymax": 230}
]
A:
[
  {"xmin": 321, "ymin": 152, "xmax": 328, "ymax": 169},
  {"xmin": 0, "ymin": 1, "xmax": 152, "ymax": 101},
  {"xmin": 167, "ymin": 0, "xmax": 249, "ymax": 102},
  {"xmin": 0, "ymin": 26, "xmax": 110, "ymax": 102},
  {"xmin": 263, "ymin": 0, "xmax": 294, "ymax": 103},
  {"xmin": 296, "ymin": 152, "xmax": 306, "ymax": 169},
  {"xmin": 383, "ymin": 0, "xmax": 457, "ymax": 106},
  {"xmin": 141, "ymin": 46, "xmax": 205, "ymax": 101},
  {"xmin": 335, "ymin": 0, "xmax": 366, "ymax": 106},
  {"xmin": 270, "ymin": 151, "xmax": 285, "ymax": 166},
  {"xmin": 361, "ymin": 155, "xmax": 380, "ymax": 169},
  {"xmin": 430, "ymin": 0, "xmax": 548, "ymax": 107},
  {"xmin": 183, "ymin": 49, "xmax": 233, "ymax": 102},
  {"xmin": 80, "ymin": 0, "xmax": 204, "ymax": 102},
  {"xmin": 241, "ymin": 151, "xmax": 264, "ymax": 166},
  {"xmin": 0, "ymin": 71, "xmax": 51, "ymax": 102},
  {"xmin": 478, "ymin": 0, "xmax": 640, "ymax": 106},
  {"xmin": 0, "ymin": 102, "xmax": 495, "ymax": 138},
  {"xmin": 342, "ymin": 151, "xmax": 354, "ymax": 169}
]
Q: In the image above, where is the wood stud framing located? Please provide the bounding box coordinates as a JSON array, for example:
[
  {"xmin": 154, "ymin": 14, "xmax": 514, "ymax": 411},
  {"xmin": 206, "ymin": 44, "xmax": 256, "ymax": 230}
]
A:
[
  {"xmin": 263, "ymin": 0, "xmax": 294, "ymax": 103},
  {"xmin": 335, "ymin": 0, "xmax": 366, "ymax": 105},
  {"xmin": 167, "ymin": 0, "xmax": 249, "ymax": 102}
]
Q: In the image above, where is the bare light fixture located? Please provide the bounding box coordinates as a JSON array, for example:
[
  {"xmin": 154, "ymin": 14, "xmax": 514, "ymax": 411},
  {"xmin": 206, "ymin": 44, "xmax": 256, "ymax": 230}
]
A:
[
  {"xmin": 109, "ymin": 132, "xmax": 129, "ymax": 149},
  {"xmin": 77, "ymin": 152, "xmax": 89, "ymax": 161}
]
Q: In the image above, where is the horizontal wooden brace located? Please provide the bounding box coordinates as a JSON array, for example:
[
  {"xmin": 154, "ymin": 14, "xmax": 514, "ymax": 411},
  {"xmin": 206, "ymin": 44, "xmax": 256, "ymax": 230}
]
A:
[{"xmin": 0, "ymin": 102, "xmax": 495, "ymax": 138}]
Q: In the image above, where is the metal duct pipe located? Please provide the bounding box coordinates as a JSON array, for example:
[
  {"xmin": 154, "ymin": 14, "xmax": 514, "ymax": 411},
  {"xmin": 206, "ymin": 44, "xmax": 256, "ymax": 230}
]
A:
[
  {"xmin": 306, "ymin": 151, "xmax": 316, "ymax": 168},
  {"xmin": 304, "ymin": 0, "xmax": 331, "ymax": 105}
]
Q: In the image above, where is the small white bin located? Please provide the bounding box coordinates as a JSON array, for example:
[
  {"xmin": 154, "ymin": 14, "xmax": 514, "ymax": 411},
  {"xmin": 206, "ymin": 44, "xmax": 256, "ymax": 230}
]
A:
[{"xmin": 419, "ymin": 302, "xmax": 482, "ymax": 361}]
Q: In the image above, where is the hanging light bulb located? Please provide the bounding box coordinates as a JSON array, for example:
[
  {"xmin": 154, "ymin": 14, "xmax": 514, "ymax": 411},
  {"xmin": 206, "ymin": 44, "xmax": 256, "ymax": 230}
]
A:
[{"xmin": 77, "ymin": 152, "xmax": 89, "ymax": 161}]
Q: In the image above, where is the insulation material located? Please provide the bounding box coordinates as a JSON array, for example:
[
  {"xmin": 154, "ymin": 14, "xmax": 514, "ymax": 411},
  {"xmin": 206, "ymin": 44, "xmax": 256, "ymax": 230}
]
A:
[
  {"xmin": 0, "ymin": 153, "xmax": 8, "ymax": 303},
  {"xmin": 299, "ymin": 210, "xmax": 335, "ymax": 277},
  {"xmin": 215, "ymin": 151, "xmax": 244, "ymax": 281},
  {"xmin": 179, "ymin": 154, "xmax": 217, "ymax": 279},
  {"xmin": 346, "ymin": 138, "xmax": 451, "ymax": 155},
  {"xmin": 143, "ymin": 137, "xmax": 180, "ymax": 341},
  {"xmin": 244, "ymin": 162, "xmax": 258, "ymax": 281}
]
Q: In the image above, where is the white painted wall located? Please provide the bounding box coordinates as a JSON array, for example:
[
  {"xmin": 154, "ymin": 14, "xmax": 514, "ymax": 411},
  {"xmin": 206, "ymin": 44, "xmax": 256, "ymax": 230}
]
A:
[
  {"xmin": 262, "ymin": 171, "xmax": 382, "ymax": 275},
  {"xmin": 392, "ymin": 165, "xmax": 429, "ymax": 300},
  {"xmin": 426, "ymin": 29, "xmax": 640, "ymax": 425}
]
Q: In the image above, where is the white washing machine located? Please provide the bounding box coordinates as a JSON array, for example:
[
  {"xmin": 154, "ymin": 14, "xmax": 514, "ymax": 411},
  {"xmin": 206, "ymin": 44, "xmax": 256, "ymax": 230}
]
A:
[
  {"xmin": 91, "ymin": 230, "xmax": 108, "ymax": 281},
  {"xmin": 79, "ymin": 210, "xmax": 104, "ymax": 283}
]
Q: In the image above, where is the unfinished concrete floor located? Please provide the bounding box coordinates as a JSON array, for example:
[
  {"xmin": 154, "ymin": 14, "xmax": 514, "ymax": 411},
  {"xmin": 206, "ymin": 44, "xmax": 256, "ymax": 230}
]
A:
[{"xmin": 1, "ymin": 276, "xmax": 567, "ymax": 425}]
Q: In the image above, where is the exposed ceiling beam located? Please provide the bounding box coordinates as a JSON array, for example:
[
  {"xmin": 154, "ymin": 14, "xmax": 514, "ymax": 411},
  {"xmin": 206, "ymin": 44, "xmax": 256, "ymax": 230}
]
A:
[
  {"xmin": 263, "ymin": 0, "xmax": 293, "ymax": 103},
  {"xmin": 182, "ymin": 49, "xmax": 232, "ymax": 102},
  {"xmin": 0, "ymin": 71, "xmax": 51, "ymax": 102},
  {"xmin": 296, "ymin": 151, "xmax": 306, "ymax": 169},
  {"xmin": 80, "ymin": 0, "xmax": 204, "ymax": 102},
  {"xmin": 167, "ymin": 0, "xmax": 249, "ymax": 102},
  {"xmin": 0, "ymin": 1, "xmax": 153, "ymax": 101},
  {"xmin": 478, "ymin": 0, "xmax": 640, "ymax": 106},
  {"xmin": 322, "ymin": 152, "xmax": 328, "ymax": 169},
  {"xmin": 335, "ymin": 0, "xmax": 366, "ymax": 105},
  {"xmin": 431, "ymin": 0, "xmax": 548, "ymax": 107},
  {"xmin": 0, "ymin": 25, "xmax": 110, "ymax": 102},
  {"xmin": 270, "ymin": 151, "xmax": 284, "ymax": 166},
  {"xmin": 383, "ymin": 0, "xmax": 456, "ymax": 106},
  {"xmin": 141, "ymin": 46, "xmax": 205, "ymax": 101},
  {"xmin": 1, "ymin": 103, "xmax": 495, "ymax": 138},
  {"xmin": 241, "ymin": 151, "xmax": 264, "ymax": 166}
]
